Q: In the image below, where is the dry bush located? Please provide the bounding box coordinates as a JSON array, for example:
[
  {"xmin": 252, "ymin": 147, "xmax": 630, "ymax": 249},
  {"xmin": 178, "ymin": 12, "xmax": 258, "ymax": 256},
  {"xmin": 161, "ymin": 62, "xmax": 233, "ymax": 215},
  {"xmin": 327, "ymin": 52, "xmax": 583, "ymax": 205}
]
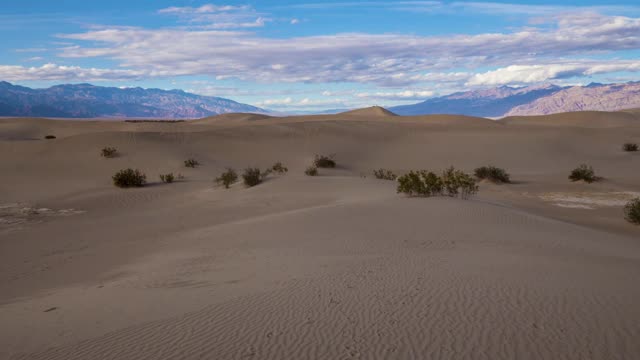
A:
[
  {"xmin": 215, "ymin": 168, "xmax": 238, "ymax": 189},
  {"xmin": 314, "ymin": 155, "xmax": 336, "ymax": 168},
  {"xmin": 623, "ymin": 143, "xmax": 639, "ymax": 152},
  {"xmin": 242, "ymin": 167, "xmax": 263, "ymax": 187},
  {"xmin": 184, "ymin": 159, "xmax": 200, "ymax": 168},
  {"xmin": 159, "ymin": 173, "xmax": 175, "ymax": 183},
  {"xmin": 101, "ymin": 147, "xmax": 118, "ymax": 158},
  {"xmin": 305, "ymin": 166, "xmax": 318, "ymax": 176},
  {"xmin": 271, "ymin": 162, "xmax": 289, "ymax": 174},
  {"xmin": 113, "ymin": 168, "xmax": 146, "ymax": 188},
  {"xmin": 569, "ymin": 164, "xmax": 598, "ymax": 183},
  {"xmin": 624, "ymin": 198, "xmax": 640, "ymax": 225},
  {"xmin": 474, "ymin": 166, "xmax": 510, "ymax": 183},
  {"xmin": 373, "ymin": 169, "xmax": 397, "ymax": 181}
]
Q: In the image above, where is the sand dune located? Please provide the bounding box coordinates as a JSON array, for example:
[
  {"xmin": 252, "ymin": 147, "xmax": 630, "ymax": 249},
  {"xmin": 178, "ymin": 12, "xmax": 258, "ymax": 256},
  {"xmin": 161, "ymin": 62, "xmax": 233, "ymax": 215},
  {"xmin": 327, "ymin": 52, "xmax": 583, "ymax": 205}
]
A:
[
  {"xmin": 1, "ymin": 110, "xmax": 640, "ymax": 359},
  {"xmin": 340, "ymin": 106, "xmax": 398, "ymax": 117},
  {"xmin": 500, "ymin": 110, "xmax": 640, "ymax": 128}
]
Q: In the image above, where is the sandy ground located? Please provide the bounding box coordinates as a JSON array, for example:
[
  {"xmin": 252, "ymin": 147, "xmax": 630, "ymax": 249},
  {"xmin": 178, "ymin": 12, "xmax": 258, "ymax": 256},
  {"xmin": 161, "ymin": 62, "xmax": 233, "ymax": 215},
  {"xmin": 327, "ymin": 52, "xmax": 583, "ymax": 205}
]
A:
[{"xmin": 1, "ymin": 109, "xmax": 640, "ymax": 359}]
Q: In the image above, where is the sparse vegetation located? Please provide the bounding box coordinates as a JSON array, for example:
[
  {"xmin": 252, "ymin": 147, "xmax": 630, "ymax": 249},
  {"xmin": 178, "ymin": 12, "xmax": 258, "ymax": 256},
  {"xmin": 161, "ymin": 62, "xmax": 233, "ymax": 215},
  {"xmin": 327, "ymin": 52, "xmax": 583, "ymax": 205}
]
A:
[
  {"xmin": 44, "ymin": 135, "xmax": 56, "ymax": 139},
  {"xmin": 184, "ymin": 159, "xmax": 200, "ymax": 168},
  {"xmin": 474, "ymin": 166, "xmax": 511, "ymax": 183},
  {"xmin": 159, "ymin": 173, "xmax": 175, "ymax": 183},
  {"xmin": 441, "ymin": 167, "xmax": 479, "ymax": 198},
  {"xmin": 397, "ymin": 167, "xmax": 478, "ymax": 198},
  {"xmin": 305, "ymin": 166, "xmax": 318, "ymax": 176},
  {"xmin": 569, "ymin": 164, "xmax": 598, "ymax": 183},
  {"xmin": 242, "ymin": 167, "xmax": 263, "ymax": 187},
  {"xmin": 101, "ymin": 147, "xmax": 118, "ymax": 158},
  {"xmin": 623, "ymin": 143, "xmax": 639, "ymax": 152},
  {"xmin": 271, "ymin": 162, "xmax": 289, "ymax": 174},
  {"xmin": 314, "ymin": 155, "xmax": 336, "ymax": 168},
  {"xmin": 397, "ymin": 170, "xmax": 443, "ymax": 197},
  {"xmin": 113, "ymin": 168, "xmax": 146, "ymax": 188},
  {"xmin": 624, "ymin": 198, "xmax": 640, "ymax": 225},
  {"xmin": 373, "ymin": 169, "xmax": 397, "ymax": 181},
  {"xmin": 215, "ymin": 168, "xmax": 238, "ymax": 189}
]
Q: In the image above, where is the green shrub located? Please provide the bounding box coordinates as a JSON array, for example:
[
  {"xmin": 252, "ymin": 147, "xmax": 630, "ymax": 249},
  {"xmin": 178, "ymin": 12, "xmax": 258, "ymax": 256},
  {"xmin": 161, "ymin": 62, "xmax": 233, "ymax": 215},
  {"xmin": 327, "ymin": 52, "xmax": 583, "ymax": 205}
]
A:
[
  {"xmin": 474, "ymin": 166, "xmax": 510, "ymax": 183},
  {"xmin": 101, "ymin": 147, "xmax": 118, "ymax": 158},
  {"xmin": 373, "ymin": 169, "xmax": 397, "ymax": 181},
  {"xmin": 113, "ymin": 168, "xmax": 146, "ymax": 188},
  {"xmin": 305, "ymin": 166, "xmax": 318, "ymax": 176},
  {"xmin": 242, "ymin": 167, "xmax": 263, "ymax": 187},
  {"xmin": 623, "ymin": 143, "xmax": 639, "ymax": 152},
  {"xmin": 44, "ymin": 135, "xmax": 56, "ymax": 139},
  {"xmin": 441, "ymin": 167, "xmax": 479, "ymax": 198},
  {"xmin": 215, "ymin": 168, "xmax": 238, "ymax": 189},
  {"xmin": 397, "ymin": 167, "xmax": 478, "ymax": 198},
  {"xmin": 184, "ymin": 159, "xmax": 200, "ymax": 168},
  {"xmin": 624, "ymin": 198, "xmax": 640, "ymax": 225},
  {"xmin": 314, "ymin": 155, "xmax": 336, "ymax": 168},
  {"xmin": 271, "ymin": 162, "xmax": 288, "ymax": 174},
  {"xmin": 397, "ymin": 170, "xmax": 442, "ymax": 197},
  {"xmin": 159, "ymin": 173, "xmax": 175, "ymax": 183},
  {"xmin": 569, "ymin": 164, "xmax": 598, "ymax": 183}
]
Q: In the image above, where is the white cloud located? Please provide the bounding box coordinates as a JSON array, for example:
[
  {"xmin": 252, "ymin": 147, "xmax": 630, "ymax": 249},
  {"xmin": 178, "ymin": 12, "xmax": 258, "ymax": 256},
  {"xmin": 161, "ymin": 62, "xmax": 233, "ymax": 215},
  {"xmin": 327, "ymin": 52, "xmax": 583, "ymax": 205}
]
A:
[
  {"xmin": 256, "ymin": 97, "xmax": 347, "ymax": 109},
  {"xmin": 290, "ymin": 18, "xmax": 300, "ymax": 25},
  {"xmin": 467, "ymin": 61, "xmax": 640, "ymax": 86},
  {"xmin": 0, "ymin": 63, "xmax": 145, "ymax": 81},
  {"xmin": 356, "ymin": 90, "xmax": 435, "ymax": 101},
  {"xmin": 158, "ymin": 4, "xmax": 267, "ymax": 29},
  {"xmin": 54, "ymin": 13, "xmax": 640, "ymax": 85}
]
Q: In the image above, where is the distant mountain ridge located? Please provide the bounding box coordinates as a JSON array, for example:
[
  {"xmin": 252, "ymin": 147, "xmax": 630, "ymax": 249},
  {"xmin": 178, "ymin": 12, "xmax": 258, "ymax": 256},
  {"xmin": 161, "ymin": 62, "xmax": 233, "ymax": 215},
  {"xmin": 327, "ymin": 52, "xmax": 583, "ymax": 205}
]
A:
[
  {"xmin": 0, "ymin": 81, "xmax": 267, "ymax": 119},
  {"xmin": 390, "ymin": 82, "xmax": 640, "ymax": 118}
]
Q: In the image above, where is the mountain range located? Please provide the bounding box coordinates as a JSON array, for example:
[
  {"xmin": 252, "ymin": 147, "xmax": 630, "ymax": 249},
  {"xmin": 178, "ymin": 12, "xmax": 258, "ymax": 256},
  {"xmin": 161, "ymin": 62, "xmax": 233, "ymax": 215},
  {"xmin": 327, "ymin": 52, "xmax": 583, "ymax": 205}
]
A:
[
  {"xmin": 389, "ymin": 82, "xmax": 640, "ymax": 118},
  {"xmin": 0, "ymin": 81, "xmax": 266, "ymax": 118},
  {"xmin": 1, "ymin": 81, "xmax": 640, "ymax": 119}
]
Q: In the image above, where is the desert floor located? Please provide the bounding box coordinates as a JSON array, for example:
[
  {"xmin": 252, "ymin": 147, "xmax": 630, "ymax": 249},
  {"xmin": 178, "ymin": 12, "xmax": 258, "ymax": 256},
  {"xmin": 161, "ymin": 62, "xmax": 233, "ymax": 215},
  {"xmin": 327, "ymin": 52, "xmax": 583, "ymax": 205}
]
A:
[{"xmin": 1, "ymin": 109, "xmax": 640, "ymax": 359}]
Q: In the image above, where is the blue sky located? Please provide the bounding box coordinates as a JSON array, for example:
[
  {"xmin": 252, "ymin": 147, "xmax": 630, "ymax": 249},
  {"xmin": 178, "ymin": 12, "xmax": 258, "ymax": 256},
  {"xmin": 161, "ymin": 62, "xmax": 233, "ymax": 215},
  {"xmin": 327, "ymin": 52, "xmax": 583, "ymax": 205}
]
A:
[{"xmin": 1, "ymin": 1, "xmax": 640, "ymax": 111}]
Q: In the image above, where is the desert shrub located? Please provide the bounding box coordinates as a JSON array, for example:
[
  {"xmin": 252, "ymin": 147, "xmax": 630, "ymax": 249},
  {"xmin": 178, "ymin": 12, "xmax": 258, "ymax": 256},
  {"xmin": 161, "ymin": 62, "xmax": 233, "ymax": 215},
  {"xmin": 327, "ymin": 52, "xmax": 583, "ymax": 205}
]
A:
[
  {"xmin": 159, "ymin": 173, "xmax": 175, "ymax": 183},
  {"xmin": 272, "ymin": 162, "xmax": 288, "ymax": 174},
  {"xmin": 101, "ymin": 147, "xmax": 118, "ymax": 158},
  {"xmin": 242, "ymin": 167, "xmax": 263, "ymax": 187},
  {"xmin": 305, "ymin": 166, "xmax": 318, "ymax": 176},
  {"xmin": 441, "ymin": 167, "xmax": 478, "ymax": 198},
  {"xmin": 569, "ymin": 164, "xmax": 598, "ymax": 183},
  {"xmin": 44, "ymin": 135, "xmax": 56, "ymax": 139},
  {"xmin": 113, "ymin": 168, "xmax": 146, "ymax": 188},
  {"xmin": 397, "ymin": 167, "xmax": 478, "ymax": 198},
  {"xmin": 373, "ymin": 169, "xmax": 397, "ymax": 181},
  {"xmin": 314, "ymin": 155, "xmax": 336, "ymax": 168},
  {"xmin": 623, "ymin": 143, "xmax": 639, "ymax": 152},
  {"xmin": 624, "ymin": 198, "xmax": 640, "ymax": 225},
  {"xmin": 184, "ymin": 159, "xmax": 200, "ymax": 168},
  {"xmin": 474, "ymin": 166, "xmax": 511, "ymax": 183},
  {"xmin": 215, "ymin": 168, "xmax": 238, "ymax": 189},
  {"xmin": 397, "ymin": 170, "xmax": 443, "ymax": 197}
]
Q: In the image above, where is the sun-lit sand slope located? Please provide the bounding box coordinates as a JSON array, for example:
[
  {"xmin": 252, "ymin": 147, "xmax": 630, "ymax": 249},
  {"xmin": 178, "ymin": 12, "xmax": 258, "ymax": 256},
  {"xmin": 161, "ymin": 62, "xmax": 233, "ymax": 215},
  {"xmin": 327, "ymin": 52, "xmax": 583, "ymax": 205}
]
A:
[{"xmin": 1, "ymin": 109, "xmax": 640, "ymax": 359}]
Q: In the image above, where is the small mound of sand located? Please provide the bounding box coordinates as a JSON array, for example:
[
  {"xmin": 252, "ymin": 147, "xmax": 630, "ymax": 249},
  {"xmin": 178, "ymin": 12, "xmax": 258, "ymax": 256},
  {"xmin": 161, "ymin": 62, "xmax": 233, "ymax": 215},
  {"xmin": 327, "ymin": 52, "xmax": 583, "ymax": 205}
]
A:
[
  {"xmin": 340, "ymin": 106, "xmax": 398, "ymax": 117},
  {"xmin": 192, "ymin": 113, "xmax": 274, "ymax": 125}
]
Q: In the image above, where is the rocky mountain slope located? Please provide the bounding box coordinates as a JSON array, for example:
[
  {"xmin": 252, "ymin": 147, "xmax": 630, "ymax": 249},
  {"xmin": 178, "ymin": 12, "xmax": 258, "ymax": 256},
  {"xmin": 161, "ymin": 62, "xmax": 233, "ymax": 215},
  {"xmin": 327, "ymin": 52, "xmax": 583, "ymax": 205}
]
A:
[
  {"xmin": 390, "ymin": 82, "xmax": 640, "ymax": 118},
  {"xmin": 0, "ymin": 82, "xmax": 266, "ymax": 119},
  {"xmin": 505, "ymin": 82, "xmax": 640, "ymax": 116}
]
